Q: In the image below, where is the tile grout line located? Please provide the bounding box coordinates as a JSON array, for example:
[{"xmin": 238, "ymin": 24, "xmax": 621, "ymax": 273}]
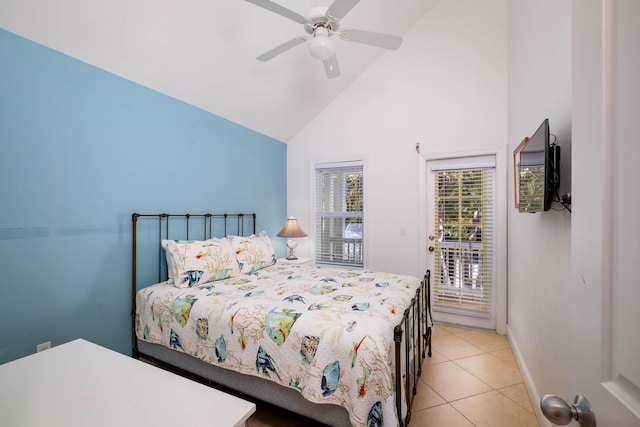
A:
[
  {"xmin": 424, "ymin": 402, "xmax": 480, "ymax": 427},
  {"xmin": 431, "ymin": 329, "xmax": 508, "ymax": 386},
  {"xmin": 496, "ymin": 384, "xmax": 536, "ymax": 414},
  {"xmin": 426, "ymin": 323, "xmax": 539, "ymax": 425}
]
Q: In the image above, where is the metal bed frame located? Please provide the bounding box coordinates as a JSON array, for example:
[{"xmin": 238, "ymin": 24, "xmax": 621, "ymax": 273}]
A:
[{"xmin": 131, "ymin": 212, "xmax": 432, "ymax": 427}]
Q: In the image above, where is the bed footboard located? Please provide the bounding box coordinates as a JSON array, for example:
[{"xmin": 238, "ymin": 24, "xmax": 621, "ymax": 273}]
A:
[{"xmin": 394, "ymin": 270, "xmax": 432, "ymax": 427}]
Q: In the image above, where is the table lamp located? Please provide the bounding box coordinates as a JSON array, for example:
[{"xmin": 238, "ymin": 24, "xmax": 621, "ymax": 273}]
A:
[{"xmin": 276, "ymin": 216, "xmax": 307, "ymax": 260}]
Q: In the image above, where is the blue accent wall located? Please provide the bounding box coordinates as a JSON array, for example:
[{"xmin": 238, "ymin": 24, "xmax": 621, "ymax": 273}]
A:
[{"xmin": 0, "ymin": 29, "xmax": 287, "ymax": 363}]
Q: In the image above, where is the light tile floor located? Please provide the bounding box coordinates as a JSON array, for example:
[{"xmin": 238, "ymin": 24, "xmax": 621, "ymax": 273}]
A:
[{"xmin": 248, "ymin": 324, "xmax": 541, "ymax": 427}]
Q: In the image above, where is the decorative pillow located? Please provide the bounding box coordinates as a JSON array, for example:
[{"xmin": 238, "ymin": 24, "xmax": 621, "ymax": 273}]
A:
[
  {"xmin": 162, "ymin": 239, "xmax": 240, "ymax": 288},
  {"xmin": 227, "ymin": 232, "xmax": 276, "ymax": 273},
  {"xmin": 161, "ymin": 239, "xmax": 211, "ymax": 284},
  {"xmin": 161, "ymin": 239, "xmax": 197, "ymax": 285}
]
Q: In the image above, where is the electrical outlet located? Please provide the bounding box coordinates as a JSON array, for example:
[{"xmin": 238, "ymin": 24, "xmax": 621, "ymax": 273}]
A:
[{"xmin": 36, "ymin": 341, "xmax": 51, "ymax": 353}]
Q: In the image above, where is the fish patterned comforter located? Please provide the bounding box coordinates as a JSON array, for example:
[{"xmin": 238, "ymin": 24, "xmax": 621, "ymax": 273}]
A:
[{"xmin": 136, "ymin": 263, "xmax": 423, "ymax": 427}]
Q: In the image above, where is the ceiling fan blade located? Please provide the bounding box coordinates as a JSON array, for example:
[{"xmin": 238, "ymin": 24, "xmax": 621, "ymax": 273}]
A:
[
  {"xmin": 326, "ymin": 0, "xmax": 360, "ymax": 21},
  {"xmin": 245, "ymin": 0, "xmax": 306, "ymax": 24},
  {"xmin": 323, "ymin": 55, "xmax": 341, "ymax": 79},
  {"xmin": 257, "ymin": 37, "xmax": 307, "ymax": 62},
  {"xmin": 341, "ymin": 28, "xmax": 403, "ymax": 50}
]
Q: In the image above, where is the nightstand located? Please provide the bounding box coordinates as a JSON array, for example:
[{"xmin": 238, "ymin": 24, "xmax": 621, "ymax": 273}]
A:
[{"xmin": 278, "ymin": 257, "xmax": 313, "ymax": 266}]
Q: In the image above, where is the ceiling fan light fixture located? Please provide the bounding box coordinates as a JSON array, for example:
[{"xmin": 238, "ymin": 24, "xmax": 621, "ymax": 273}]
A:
[{"xmin": 309, "ymin": 27, "xmax": 334, "ymax": 60}]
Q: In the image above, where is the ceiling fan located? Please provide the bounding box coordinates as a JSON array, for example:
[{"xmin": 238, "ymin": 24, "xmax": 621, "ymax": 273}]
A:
[{"xmin": 245, "ymin": 0, "xmax": 403, "ymax": 79}]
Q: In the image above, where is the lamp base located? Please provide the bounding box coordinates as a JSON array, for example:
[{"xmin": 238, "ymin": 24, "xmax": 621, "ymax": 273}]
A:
[{"xmin": 286, "ymin": 245, "xmax": 298, "ymax": 260}]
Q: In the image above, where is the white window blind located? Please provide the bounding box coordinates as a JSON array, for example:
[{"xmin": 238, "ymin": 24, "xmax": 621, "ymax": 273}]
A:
[
  {"xmin": 315, "ymin": 161, "xmax": 364, "ymax": 267},
  {"xmin": 432, "ymin": 165, "xmax": 495, "ymax": 317}
]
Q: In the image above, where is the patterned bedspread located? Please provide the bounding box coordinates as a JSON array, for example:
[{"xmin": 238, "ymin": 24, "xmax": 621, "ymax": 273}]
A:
[{"xmin": 135, "ymin": 263, "xmax": 422, "ymax": 427}]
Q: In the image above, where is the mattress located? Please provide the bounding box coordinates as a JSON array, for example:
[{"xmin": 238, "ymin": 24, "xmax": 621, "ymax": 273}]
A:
[{"xmin": 135, "ymin": 262, "xmax": 423, "ymax": 427}]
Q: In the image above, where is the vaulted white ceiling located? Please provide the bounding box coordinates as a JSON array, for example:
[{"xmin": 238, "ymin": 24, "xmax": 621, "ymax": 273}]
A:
[{"xmin": 0, "ymin": 0, "xmax": 439, "ymax": 142}]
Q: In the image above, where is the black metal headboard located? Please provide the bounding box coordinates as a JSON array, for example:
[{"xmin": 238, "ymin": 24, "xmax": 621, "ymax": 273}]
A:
[{"xmin": 131, "ymin": 213, "xmax": 256, "ymax": 352}]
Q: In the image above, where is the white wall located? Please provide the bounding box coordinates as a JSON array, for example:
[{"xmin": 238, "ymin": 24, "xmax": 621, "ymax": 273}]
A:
[
  {"xmin": 506, "ymin": 0, "xmax": 573, "ymax": 419},
  {"xmin": 288, "ymin": 0, "xmax": 508, "ymax": 279}
]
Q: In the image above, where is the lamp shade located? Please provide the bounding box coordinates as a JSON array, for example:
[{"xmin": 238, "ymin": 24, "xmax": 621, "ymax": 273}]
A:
[{"xmin": 276, "ymin": 217, "xmax": 307, "ymax": 238}]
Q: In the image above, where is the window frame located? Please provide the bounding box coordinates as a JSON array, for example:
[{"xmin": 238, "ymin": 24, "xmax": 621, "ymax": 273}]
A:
[{"xmin": 314, "ymin": 160, "xmax": 365, "ymax": 268}]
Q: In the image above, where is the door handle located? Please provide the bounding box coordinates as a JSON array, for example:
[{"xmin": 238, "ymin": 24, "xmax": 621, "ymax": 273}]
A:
[
  {"xmin": 540, "ymin": 394, "xmax": 595, "ymax": 427},
  {"xmin": 428, "ymin": 246, "xmax": 435, "ymax": 252}
]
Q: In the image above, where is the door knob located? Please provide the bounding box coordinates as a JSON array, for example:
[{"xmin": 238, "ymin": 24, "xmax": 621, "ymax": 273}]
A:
[
  {"xmin": 428, "ymin": 246, "xmax": 435, "ymax": 252},
  {"xmin": 540, "ymin": 394, "xmax": 596, "ymax": 427}
]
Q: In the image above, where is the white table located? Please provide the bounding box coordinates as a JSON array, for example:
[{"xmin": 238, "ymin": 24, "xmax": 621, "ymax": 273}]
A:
[{"xmin": 0, "ymin": 339, "xmax": 255, "ymax": 427}]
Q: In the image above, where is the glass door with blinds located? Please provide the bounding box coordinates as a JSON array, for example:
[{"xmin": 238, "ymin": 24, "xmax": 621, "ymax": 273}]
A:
[{"xmin": 426, "ymin": 156, "xmax": 496, "ymax": 329}]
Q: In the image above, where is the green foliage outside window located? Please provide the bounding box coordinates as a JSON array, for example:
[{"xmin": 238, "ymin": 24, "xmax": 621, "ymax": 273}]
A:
[
  {"xmin": 345, "ymin": 172, "xmax": 363, "ymax": 224},
  {"xmin": 437, "ymin": 170, "xmax": 483, "ymax": 242}
]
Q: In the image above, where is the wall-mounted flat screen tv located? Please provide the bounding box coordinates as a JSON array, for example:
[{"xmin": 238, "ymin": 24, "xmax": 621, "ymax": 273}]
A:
[{"xmin": 518, "ymin": 119, "xmax": 560, "ymax": 212}]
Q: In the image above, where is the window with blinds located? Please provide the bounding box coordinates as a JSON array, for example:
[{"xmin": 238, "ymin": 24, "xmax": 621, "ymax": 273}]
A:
[
  {"xmin": 315, "ymin": 161, "xmax": 364, "ymax": 267},
  {"xmin": 432, "ymin": 165, "xmax": 495, "ymax": 317}
]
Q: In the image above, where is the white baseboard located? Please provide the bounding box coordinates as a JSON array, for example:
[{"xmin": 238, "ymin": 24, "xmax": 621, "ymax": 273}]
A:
[{"xmin": 506, "ymin": 325, "xmax": 551, "ymax": 427}]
